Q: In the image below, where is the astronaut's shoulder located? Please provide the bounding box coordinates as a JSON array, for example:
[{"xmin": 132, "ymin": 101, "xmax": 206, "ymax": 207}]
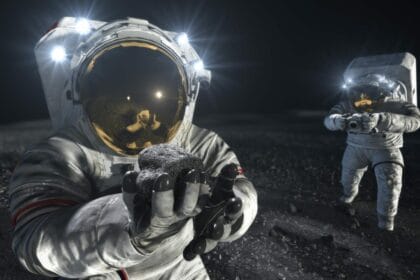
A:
[
  {"xmin": 401, "ymin": 102, "xmax": 420, "ymax": 112},
  {"xmin": 189, "ymin": 124, "xmax": 219, "ymax": 140},
  {"xmin": 24, "ymin": 127, "xmax": 88, "ymax": 165},
  {"xmin": 329, "ymin": 101, "xmax": 351, "ymax": 114},
  {"xmin": 381, "ymin": 101, "xmax": 420, "ymax": 116},
  {"xmin": 385, "ymin": 101, "xmax": 420, "ymax": 115},
  {"xmin": 184, "ymin": 124, "xmax": 226, "ymax": 154}
]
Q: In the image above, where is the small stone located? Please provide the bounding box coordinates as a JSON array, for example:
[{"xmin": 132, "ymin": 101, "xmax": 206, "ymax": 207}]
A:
[
  {"xmin": 353, "ymin": 218, "xmax": 360, "ymax": 228},
  {"xmin": 319, "ymin": 234, "xmax": 334, "ymax": 245},
  {"xmin": 335, "ymin": 202, "xmax": 356, "ymax": 216},
  {"xmin": 289, "ymin": 203, "xmax": 298, "ymax": 213},
  {"xmin": 269, "ymin": 227, "xmax": 279, "ymax": 238}
]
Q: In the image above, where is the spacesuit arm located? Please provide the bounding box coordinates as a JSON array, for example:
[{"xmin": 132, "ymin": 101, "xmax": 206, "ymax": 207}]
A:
[
  {"xmin": 8, "ymin": 137, "xmax": 149, "ymax": 278},
  {"xmin": 377, "ymin": 103, "xmax": 420, "ymax": 133},
  {"xmin": 323, "ymin": 103, "xmax": 347, "ymax": 131},
  {"xmin": 187, "ymin": 126, "xmax": 258, "ymax": 242}
]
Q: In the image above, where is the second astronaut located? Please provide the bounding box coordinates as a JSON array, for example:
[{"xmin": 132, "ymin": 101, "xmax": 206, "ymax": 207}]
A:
[{"xmin": 324, "ymin": 52, "xmax": 420, "ymax": 231}]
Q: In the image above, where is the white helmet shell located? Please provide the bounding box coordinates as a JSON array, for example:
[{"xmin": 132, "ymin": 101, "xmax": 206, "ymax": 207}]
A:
[
  {"xmin": 343, "ymin": 52, "xmax": 417, "ymax": 105},
  {"xmin": 34, "ymin": 17, "xmax": 211, "ymax": 151}
]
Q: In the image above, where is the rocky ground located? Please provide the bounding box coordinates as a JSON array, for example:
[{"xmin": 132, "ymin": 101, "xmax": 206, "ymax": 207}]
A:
[{"xmin": 1, "ymin": 114, "xmax": 420, "ymax": 280}]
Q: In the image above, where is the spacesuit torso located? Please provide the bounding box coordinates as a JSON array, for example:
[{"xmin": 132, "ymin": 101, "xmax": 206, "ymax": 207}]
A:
[{"xmin": 329, "ymin": 99, "xmax": 420, "ymax": 149}]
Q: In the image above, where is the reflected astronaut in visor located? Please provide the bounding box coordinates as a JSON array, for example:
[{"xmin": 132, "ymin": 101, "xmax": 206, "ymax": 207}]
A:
[
  {"xmin": 348, "ymin": 74, "xmax": 406, "ymax": 114},
  {"xmin": 79, "ymin": 43, "xmax": 187, "ymax": 154}
]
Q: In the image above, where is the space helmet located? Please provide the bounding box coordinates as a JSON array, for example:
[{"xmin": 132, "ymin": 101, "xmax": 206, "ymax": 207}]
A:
[
  {"xmin": 34, "ymin": 17, "xmax": 211, "ymax": 156},
  {"xmin": 342, "ymin": 52, "xmax": 417, "ymax": 112}
]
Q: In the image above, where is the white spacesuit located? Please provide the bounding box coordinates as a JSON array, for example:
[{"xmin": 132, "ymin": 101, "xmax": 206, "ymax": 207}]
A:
[
  {"xmin": 8, "ymin": 17, "xmax": 258, "ymax": 279},
  {"xmin": 324, "ymin": 52, "xmax": 420, "ymax": 231}
]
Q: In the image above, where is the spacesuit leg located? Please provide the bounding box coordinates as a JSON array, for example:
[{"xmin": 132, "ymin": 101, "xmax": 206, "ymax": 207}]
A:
[
  {"xmin": 369, "ymin": 148, "xmax": 404, "ymax": 231},
  {"xmin": 340, "ymin": 145, "xmax": 369, "ymax": 204},
  {"xmin": 373, "ymin": 162, "xmax": 403, "ymax": 231}
]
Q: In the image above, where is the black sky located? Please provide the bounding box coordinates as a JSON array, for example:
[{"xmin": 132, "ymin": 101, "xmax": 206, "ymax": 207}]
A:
[{"xmin": 0, "ymin": 0, "xmax": 419, "ymax": 124}]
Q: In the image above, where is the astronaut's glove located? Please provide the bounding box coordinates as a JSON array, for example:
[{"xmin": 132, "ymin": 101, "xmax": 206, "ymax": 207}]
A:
[
  {"xmin": 201, "ymin": 196, "xmax": 244, "ymax": 254},
  {"xmin": 325, "ymin": 114, "xmax": 347, "ymax": 131},
  {"xmin": 360, "ymin": 113, "xmax": 380, "ymax": 133},
  {"xmin": 122, "ymin": 169, "xmax": 203, "ymax": 255},
  {"xmin": 183, "ymin": 164, "xmax": 244, "ymax": 260}
]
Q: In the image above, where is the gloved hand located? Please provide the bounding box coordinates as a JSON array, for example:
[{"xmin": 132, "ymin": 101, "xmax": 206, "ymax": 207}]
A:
[
  {"xmin": 327, "ymin": 114, "xmax": 347, "ymax": 131},
  {"xmin": 122, "ymin": 169, "xmax": 204, "ymax": 254},
  {"xmin": 360, "ymin": 113, "xmax": 380, "ymax": 133},
  {"xmin": 333, "ymin": 114, "xmax": 347, "ymax": 131},
  {"xmin": 183, "ymin": 164, "xmax": 244, "ymax": 260},
  {"xmin": 122, "ymin": 144, "xmax": 206, "ymax": 254}
]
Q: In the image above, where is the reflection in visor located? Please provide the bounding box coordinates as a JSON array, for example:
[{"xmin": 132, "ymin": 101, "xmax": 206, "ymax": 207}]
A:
[
  {"xmin": 349, "ymin": 85, "xmax": 388, "ymax": 113},
  {"xmin": 353, "ymin": 93, "xmax": 373, "ymax": 108},
  {"xmin": 79, "ymin": 42, "xmax": 186, "ymax": 155}
]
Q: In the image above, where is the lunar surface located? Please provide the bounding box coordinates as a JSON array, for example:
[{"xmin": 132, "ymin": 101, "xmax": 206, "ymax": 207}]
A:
[{"xmin": 1, "ymin": 113, "xmax": 419, "ymax": 279}]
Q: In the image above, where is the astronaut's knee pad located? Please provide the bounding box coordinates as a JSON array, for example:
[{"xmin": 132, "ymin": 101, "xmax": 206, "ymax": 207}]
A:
[
  {"xmin": 340, "ymin": 168, "xmax": 366, "ymax": 203},
  {"xmin": 375, "ymin": 163, "xmax": 403, "ymax": 190}
]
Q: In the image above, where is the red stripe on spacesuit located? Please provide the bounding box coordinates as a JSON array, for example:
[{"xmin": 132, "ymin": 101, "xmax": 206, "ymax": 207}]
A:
[
  {"xmin": 44, "ymin": 20, "xmax": 58, "ymax": 35},
  {"xmin": 237, "ymin": 166, "xmax": 245, "ymax": 175},
  {"xmin": 11, "ymin": 199, "xmax": 78, "ymax": 227},
  {"xmin": 118, "ymin": 268, "xmax": 129, "ymax": 280}
]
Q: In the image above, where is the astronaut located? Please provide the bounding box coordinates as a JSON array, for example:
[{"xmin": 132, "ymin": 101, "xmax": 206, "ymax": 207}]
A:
[
  {"xmin": 324, "ymin": 52, "xmax": 420, "ymax": 231},
  {"xmin": 8, "ymin": 17, "xmax": 258, "ymax": 279}
]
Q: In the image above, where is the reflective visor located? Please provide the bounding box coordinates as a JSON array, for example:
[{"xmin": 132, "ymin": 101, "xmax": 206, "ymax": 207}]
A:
[
  {"xmin": 349, "ymin": 85, "xmax": 388, "ymax": 112},
  {"xmin": 78, "ymin": 42, "xmax": 187, "ymax": 156}
]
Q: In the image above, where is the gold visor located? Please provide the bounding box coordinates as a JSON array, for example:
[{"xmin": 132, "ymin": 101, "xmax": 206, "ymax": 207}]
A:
[
  {"xmin": 353, "ymin": 93, "xmax": 374, "ymax": 112},
  {"xmin": 79, "ymin": 42, "xmax": 186, "ymax": 156}
]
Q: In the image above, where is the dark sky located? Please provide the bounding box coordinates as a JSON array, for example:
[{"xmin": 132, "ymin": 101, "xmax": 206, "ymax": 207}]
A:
[{"xmin": 0, "ymin": 0, "xmax": 419, "ymax": 124}]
